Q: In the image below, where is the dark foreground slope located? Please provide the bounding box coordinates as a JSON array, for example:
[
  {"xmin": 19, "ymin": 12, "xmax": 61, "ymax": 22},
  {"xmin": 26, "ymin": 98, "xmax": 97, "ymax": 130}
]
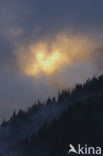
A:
[
  {"xmin": 19, "ymin": 93, "xmax": 103, "ymax": 156},
  {"xmin": 1, "ymin": 75, "xmax": 103, "ymax": 156},
  {"xmin": 18, "ymin": 75, "xmax": 103, "ymax": 156}
]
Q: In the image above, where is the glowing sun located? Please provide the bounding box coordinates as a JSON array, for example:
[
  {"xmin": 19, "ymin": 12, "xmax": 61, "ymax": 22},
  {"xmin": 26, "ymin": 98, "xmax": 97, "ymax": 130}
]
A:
[
  {"xmin": 18, "ymin": 35, "xmax": 96, "ymax": 77},
  {"xmin": 33, "ymin": 51, "xmax": 68, "ymax": 75}
]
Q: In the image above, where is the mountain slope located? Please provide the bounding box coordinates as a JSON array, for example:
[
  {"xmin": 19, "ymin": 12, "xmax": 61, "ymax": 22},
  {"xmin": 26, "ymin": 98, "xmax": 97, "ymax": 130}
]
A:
[{"xmin": 0, "ymin": 75, "xmax": 103, "ymax": 155}]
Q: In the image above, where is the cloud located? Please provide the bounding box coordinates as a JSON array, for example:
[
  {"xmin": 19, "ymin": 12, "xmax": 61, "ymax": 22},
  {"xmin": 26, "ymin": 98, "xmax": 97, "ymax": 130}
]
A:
[
  {"xmin": 17, "ymin": 34, "xmax": 100, "ymax": 76},
  {"xmin": 0, "ymin": 0, "xmax": 103, "ymax": 73}
]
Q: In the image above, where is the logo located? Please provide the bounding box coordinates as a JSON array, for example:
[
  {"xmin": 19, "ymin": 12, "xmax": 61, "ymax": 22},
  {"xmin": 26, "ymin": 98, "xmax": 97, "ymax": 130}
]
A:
[
  {"xmin": 68, "ymin": 144, "xmax": 78, "ymax": 154},
  {"xmin": 68, "ymin": 144, "xmax": 102, "ymax": 155}
]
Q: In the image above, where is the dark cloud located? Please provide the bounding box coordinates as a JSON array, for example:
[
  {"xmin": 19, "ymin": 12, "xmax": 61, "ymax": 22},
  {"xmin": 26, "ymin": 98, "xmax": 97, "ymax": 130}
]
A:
[
  {"xmin": 1, "ymin": 0, "xmax": 103, "ymax": 42},
  {"xmin": 0, "ymin": 0, "xmax": 103, "ymax": 72}
]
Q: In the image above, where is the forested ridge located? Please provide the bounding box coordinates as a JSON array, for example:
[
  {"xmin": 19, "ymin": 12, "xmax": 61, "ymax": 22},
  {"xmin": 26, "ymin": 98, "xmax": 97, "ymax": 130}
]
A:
[{"xmin": 1, "ymin": 75, "xmax": 103, "ymax": 156}]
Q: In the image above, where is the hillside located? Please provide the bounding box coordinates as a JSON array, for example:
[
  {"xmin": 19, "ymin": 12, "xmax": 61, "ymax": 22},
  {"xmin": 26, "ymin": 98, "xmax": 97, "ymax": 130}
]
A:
[{"xmin": 0, "ymin": 75, "xmax": 103, "ymax": 155}]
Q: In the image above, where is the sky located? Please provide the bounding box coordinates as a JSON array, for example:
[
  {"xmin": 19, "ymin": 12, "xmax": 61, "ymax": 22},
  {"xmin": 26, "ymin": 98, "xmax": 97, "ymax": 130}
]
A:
[{"xmin": 0, "ymin": 0, "xmax": 103, "ymax": 121}]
